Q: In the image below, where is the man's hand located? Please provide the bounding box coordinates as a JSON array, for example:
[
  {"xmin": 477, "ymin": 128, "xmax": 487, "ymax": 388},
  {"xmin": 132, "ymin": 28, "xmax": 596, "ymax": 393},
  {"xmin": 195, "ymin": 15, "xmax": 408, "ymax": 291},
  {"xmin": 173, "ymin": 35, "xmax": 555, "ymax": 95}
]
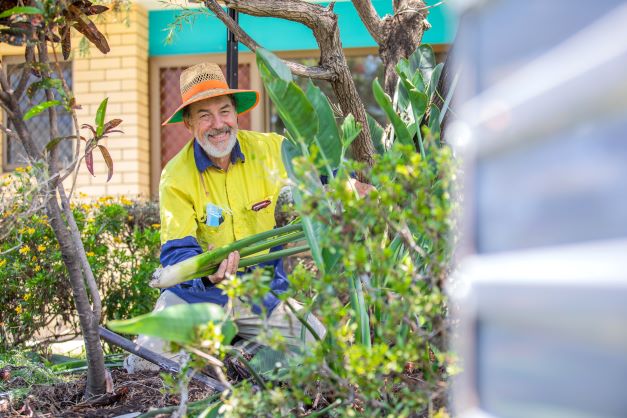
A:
[{"xmin": 207, "ymin": 247, "xmax": 240, "ymax": 284}]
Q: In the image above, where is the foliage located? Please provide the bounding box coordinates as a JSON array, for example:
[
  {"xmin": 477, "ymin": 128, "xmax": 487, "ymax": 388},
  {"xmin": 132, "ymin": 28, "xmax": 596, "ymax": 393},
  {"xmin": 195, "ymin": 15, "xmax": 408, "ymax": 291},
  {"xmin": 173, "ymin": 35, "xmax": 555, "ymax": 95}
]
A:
[
  {"xmin": 0, "ymin": 174, "xmax": 161, "ymax": 351},
  {"xmin": 113, "ymin": 46, "xmax": 457, "ymax": 416}
]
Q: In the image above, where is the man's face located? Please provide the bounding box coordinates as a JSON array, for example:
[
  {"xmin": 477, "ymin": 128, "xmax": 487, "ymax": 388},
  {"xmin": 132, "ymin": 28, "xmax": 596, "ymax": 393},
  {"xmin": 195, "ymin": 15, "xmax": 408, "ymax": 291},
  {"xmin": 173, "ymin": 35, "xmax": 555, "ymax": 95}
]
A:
[{"xmin": 184, "ymin": 95, "xmax": 238, "ymax": 159}]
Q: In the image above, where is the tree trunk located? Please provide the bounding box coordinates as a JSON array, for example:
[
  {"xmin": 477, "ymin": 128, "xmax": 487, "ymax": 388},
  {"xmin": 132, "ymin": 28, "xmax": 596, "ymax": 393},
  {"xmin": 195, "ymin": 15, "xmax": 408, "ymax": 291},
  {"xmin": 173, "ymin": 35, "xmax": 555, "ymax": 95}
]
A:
[
  {"xmin": 46, "ymin": 196, "xmax": 107, "ymax": 397},
  {"xmin": 380, "ymin": 0, "xmax": 430, "ymax": 96}
]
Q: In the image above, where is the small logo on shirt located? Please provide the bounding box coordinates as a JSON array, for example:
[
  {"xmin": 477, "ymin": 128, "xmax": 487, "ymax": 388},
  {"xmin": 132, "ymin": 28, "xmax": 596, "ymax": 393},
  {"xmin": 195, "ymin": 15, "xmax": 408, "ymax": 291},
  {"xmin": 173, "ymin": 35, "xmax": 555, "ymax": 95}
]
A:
[{"xmin": 251, "ymin": 199, "xmax": 271, "ymax": 211}]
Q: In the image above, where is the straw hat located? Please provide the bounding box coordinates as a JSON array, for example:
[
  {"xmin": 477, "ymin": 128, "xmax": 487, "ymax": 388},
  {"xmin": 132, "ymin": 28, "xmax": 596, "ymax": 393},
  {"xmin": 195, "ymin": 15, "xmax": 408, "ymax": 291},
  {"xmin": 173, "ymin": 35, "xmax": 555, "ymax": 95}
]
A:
[{"xmin": 162, "ymin": 62, "xmax": 259, "ymax": 125}]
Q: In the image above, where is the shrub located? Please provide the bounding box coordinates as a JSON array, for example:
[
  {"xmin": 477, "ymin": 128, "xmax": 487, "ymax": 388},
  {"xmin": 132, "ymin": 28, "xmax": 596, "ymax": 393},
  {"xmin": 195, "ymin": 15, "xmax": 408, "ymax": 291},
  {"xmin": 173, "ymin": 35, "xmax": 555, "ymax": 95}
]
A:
[{"xmin": 0, "ymin": 174, "xmax": 160, "ymax": 351}]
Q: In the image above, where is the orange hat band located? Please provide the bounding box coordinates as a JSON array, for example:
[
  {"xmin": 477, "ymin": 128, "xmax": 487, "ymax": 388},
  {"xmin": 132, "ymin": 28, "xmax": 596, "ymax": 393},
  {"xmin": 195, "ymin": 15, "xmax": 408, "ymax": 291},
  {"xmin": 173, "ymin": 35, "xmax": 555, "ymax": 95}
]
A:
[{"xmin": 182, "ymin": 79, "xmax": 230, "ymax": 102}]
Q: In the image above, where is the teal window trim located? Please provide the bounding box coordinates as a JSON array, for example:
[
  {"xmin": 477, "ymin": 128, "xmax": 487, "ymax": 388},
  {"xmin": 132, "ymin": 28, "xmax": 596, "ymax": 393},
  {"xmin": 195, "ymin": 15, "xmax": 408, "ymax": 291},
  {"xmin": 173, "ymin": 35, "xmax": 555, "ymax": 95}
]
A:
[{"xmin": 149, "ymin": 1, "xmax": 458, "ymax": 57}]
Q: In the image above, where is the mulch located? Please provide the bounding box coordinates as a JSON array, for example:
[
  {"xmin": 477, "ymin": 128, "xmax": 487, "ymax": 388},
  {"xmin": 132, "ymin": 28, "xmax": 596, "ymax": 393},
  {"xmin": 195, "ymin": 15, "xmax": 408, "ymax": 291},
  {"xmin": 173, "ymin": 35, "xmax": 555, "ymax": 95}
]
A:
[{"xmin": 1, "ymin": 369, "xmax": 215, "ymax": 417}]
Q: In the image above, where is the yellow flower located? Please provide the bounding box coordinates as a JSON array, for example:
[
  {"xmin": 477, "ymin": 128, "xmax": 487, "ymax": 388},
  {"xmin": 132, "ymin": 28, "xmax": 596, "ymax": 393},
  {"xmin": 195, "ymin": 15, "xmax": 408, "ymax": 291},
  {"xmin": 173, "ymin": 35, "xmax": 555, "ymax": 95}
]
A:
[
  {"xmin": 23, "ymin": 293, "xmax": 31, "ymax": 301},
  {"xmin": 0, "ymin": 259, "xmax": 6, "ymax": 268},
  {"xmin": 15, "ymin": 305, "xmax": 22, "ymax": 314},
  {"xmin": 86, "ymin": 251, "xmax": 95, "ymax": 257},
  {"xmin": 15, "ymin": 166, "xmax": 25, "ymax": 173},
  {"xmin": 127, "ymin": 215, "xmax": 134, "ymax": 221},
  {"xmin": 37, "ymin": 244, "xmax": 46, "ymax": 252},
  {"xmin": 19, "ymin": 245, "xmax": 31, "ymax": 254},
  {"xmin": 27, "ymin": 227, "xmax": 35, "ymax": 235},
  {"xmin": 120, "ymin": 196, "xmax": 132, "ymax": 205},
  {"xmin": 151, "ymin": 223, "xmax": 161, "ymax": 229},
  {"xmin": 34, "ymin": 265, "xmax": 41, "ymax": 272},
  {"xmin": 81, "ymin": 204, "xmax": 91, "ymax": 211},
  {"xmin": 31, "ymin": 255, "xmax": 37, "ymax": 262}
]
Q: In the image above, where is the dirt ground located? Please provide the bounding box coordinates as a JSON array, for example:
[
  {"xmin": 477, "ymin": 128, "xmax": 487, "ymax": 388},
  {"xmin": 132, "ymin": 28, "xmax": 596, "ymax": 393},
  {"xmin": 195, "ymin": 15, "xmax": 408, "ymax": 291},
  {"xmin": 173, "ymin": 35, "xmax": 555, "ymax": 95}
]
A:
[{"xmin": 0, "ymin": 368, "xmax": 216, "ymax": 417}]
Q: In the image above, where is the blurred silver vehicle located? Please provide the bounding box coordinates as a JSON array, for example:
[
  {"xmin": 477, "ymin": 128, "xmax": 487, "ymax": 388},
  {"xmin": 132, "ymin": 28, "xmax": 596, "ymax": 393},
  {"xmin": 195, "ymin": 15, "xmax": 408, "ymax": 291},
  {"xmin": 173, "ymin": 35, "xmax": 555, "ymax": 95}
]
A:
[{"xmin": 449, "ymin": 1, "xmax": 627, "ymax": 417}]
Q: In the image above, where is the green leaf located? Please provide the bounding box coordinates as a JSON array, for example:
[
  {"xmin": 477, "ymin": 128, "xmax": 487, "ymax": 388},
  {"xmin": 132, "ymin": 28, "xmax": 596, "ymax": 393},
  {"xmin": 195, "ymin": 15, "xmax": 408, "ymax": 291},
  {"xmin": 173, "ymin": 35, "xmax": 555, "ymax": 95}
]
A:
[
  {"xmin": 95, "ymin": 98, "xmax": 108, "ymax": 137},
  {"xmin": 428, "ymin": 104, "xmax": 441, "ymax": 143},
  {"xmin": 262, "ymin": 76, "xmax": 318, "ymax": 145},
  {"xmin": 0, "ymin": 6, "xmax": 44, "ymax": 19},
  {"xmin": 256, "ymin": 48, "xmax": 292, "ymax": 82},
  {"xmin": 339, "ymin": 113, "xmax": 362, "ymax": 150},
  {"xmin": 27, "ymin": 78, "xmax": 63, "ymax": 99},
  {"xmin": 398, "ymin": 72, "xmax": 428, "ymax": 125},
  {"xmin": 367, "ymin": 114, "xmax": 385, "ymax": 155},
  {"xmin": 372, "ymin": 78, "xmax": 413, "ymax": 147},
  {"xmin": 304, "ymin": 80, "xmax": 341, "ymax": 168},
  {"xmin": 427, "ymin": 63, "xmax": 444, "ymax": 101},
  {"xmin": 408, "ymin": 89, "xmax": 429, "ymax": 125},
  {"xmin": 107, "ymin": 303, "xmax": 235, "ymax": 345},
  {"xmin": 248, "ymin": 347, "xmax": 287, "ymax": 376},
  {"xmin": 409, "ymin": 44, "xmax": 436, "ymax": 86},
  {"xmin": 23, "ymin": 100, "xmax": 60, "ymax": 120},
  {"xmin": 349, "ymin": 275, "xmax": 371, "ymax": 348},
  {"xmin": 281, "ymin": 140, "xmax": 325, "ymax": 272}
]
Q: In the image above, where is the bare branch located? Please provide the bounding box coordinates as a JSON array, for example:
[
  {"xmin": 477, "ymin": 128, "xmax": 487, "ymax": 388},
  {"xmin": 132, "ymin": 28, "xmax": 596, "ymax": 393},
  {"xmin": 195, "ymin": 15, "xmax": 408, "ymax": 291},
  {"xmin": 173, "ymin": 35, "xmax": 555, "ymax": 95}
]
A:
[
  {"xmin": 351, "ymin": 0, "xmax": 385, "ymax": 44},
  {"xmin": 0, "ymin": 122, "xmax": 18, "ymax": 139},
  {"xmin": 204, "ymin": 0, "xmax": 335, "ymax": 80},
  {"xmin": 14, "ymin": 45, "xmax": 35, "ymax": 100},
  {"xmin": 222, "ymin": 0, "xmax": 327, "ymax": 29}
]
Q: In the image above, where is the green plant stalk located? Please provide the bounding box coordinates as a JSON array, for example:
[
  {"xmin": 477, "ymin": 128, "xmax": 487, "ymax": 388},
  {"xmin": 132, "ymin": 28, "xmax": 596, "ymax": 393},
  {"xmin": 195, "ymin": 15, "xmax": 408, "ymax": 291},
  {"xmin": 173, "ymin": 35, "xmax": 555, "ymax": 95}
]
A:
[
  {"xmin": 150, "ymin": 244, "xmax": 309, "ymax": 288},
  {"xmin": 238, "ymin": 230, "xmax": 305, "ymax": 258},
  {"xmin": 192, "ymin": 230, "xmax": 306, "ymax": 277},
  {"xmin": 150, "ymin": 223, "xmax": 303, "ymax": 288},
  {"xmin": 349, "ymin": 275, "xmax": 371, "ymax": 348}
]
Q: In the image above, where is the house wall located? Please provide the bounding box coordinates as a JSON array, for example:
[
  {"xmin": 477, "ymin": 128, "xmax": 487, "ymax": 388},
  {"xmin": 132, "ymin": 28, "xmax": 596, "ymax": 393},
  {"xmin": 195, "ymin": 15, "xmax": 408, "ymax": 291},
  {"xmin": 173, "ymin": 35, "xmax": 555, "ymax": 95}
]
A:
[
  {"xmin": 72, "ymin": 5, "xmax": 150, "ymax": 197},
  {"xmin": 0, "ymin": 5, "xmax": 150, "ymax": 199}
]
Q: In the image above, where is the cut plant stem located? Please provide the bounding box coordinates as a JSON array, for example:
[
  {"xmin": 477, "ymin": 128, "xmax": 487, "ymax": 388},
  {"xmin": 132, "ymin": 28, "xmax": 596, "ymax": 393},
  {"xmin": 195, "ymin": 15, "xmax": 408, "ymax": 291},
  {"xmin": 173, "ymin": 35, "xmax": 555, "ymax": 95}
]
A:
[{"xmin": 150, "ymin": 233, "xmax": 309, "ymax": 288}]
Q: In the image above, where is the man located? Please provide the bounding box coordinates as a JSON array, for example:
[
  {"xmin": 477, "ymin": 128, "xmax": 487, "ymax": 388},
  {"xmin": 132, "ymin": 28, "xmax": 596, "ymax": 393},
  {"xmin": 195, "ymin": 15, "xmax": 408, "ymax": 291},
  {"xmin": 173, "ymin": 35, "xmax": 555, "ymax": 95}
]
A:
[{"xmin": 125, "ymin": 62, "xmax": 326, "ymax": 372}]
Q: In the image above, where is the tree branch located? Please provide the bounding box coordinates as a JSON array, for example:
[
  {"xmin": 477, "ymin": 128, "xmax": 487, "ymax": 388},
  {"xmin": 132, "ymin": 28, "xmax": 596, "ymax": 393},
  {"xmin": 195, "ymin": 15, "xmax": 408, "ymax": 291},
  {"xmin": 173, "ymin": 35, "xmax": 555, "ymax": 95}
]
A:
[
  {"xmin": 204, "ymin": 0, "xmax": 335, "ymax": 80},
  {"xmin": 13, "ymin": 45, "xmax": 35, "ymax": 100},
  {"xmin": 351, "ymin": 0, "xmax": 385, "ymax": 44},
  {"xmin": 222, "ymin": 0, "xmax": 327, "ymax": 29}
]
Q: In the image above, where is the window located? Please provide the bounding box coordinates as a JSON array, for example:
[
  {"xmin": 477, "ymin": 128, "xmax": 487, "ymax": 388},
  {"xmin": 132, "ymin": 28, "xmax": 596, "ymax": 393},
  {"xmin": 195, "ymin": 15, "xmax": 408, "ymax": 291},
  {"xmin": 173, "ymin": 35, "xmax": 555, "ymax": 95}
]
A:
[{"xmin": 3, "ymin": 61, "xmax": 73, "ymax": 170}]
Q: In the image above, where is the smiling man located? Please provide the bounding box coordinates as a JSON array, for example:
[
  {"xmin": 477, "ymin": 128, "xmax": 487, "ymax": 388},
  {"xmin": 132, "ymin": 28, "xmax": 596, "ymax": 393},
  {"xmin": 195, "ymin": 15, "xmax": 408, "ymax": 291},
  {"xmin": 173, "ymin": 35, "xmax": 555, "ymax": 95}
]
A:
[{"xmin": 124, "ymin": 63, "xmax": 326, "ymax": 373}]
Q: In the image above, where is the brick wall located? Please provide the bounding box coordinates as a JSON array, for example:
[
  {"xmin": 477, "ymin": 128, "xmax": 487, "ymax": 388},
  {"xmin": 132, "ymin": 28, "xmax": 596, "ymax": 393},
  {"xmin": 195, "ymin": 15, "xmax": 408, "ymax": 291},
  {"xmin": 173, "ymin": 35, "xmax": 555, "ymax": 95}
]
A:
[{"xmin": 72, "ymin": 5, "xmax": 150, "ymax": 197}]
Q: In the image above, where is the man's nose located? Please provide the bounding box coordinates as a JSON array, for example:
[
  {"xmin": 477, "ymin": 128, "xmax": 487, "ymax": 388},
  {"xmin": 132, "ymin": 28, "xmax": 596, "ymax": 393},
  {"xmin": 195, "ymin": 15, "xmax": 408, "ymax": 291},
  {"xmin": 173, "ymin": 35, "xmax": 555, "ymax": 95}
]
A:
[{"xmin": 211, "ymin": 114, "xmax": 227, "ymax": 130}]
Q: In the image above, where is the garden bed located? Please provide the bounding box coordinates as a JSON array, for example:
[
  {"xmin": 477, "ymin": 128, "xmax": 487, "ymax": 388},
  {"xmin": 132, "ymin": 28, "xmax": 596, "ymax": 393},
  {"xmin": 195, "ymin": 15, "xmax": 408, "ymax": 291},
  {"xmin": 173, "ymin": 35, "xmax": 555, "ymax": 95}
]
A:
[{"xmin": 1, "ymin": 369, "xmax": 214, "ymax": 417}]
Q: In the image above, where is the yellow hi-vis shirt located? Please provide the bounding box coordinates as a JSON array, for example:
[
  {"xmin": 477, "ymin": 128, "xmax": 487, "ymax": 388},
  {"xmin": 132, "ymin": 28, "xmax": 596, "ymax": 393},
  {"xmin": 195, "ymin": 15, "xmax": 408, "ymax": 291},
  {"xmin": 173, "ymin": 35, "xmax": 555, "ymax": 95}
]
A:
[{"xmin": 159, "ymin": 130, "xmax": 288, "ymax": 307}]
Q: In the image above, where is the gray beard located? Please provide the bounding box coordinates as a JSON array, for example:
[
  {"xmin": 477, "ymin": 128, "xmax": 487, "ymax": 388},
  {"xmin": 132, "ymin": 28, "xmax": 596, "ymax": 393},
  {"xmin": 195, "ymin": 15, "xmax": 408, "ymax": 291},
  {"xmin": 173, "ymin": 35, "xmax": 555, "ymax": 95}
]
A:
[{"xmin": 199, "ymin": 131, "xmax": 237, "ymax": 159}]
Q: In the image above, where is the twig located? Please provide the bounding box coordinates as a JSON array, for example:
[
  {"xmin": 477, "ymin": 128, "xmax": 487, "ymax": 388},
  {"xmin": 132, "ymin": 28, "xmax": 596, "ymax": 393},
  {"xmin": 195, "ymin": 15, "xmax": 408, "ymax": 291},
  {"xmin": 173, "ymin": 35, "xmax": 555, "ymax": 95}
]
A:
[
  {"xmin": 269, "ymin": 290, "xmax": 322, "ymax": 342},
  {"xmin": 0, "ymin": 122, "xmax": 18, "ymax": 139}
]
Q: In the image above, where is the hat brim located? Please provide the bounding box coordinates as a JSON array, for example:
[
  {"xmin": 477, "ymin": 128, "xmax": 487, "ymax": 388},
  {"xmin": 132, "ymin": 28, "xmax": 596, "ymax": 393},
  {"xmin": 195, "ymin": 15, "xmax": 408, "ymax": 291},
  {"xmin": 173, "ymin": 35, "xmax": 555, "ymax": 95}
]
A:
[{"xmin": 162, "ymin": 89, "xmax": 260, "ymax": 125}]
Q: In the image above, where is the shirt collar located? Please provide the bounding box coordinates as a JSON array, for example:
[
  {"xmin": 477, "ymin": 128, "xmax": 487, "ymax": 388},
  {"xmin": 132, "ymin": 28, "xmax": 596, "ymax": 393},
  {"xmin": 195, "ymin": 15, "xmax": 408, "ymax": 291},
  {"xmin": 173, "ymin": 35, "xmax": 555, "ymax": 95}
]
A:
[{"xmin": 193, "ymin": 138, "xmax": 245, "ymax": 172}]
